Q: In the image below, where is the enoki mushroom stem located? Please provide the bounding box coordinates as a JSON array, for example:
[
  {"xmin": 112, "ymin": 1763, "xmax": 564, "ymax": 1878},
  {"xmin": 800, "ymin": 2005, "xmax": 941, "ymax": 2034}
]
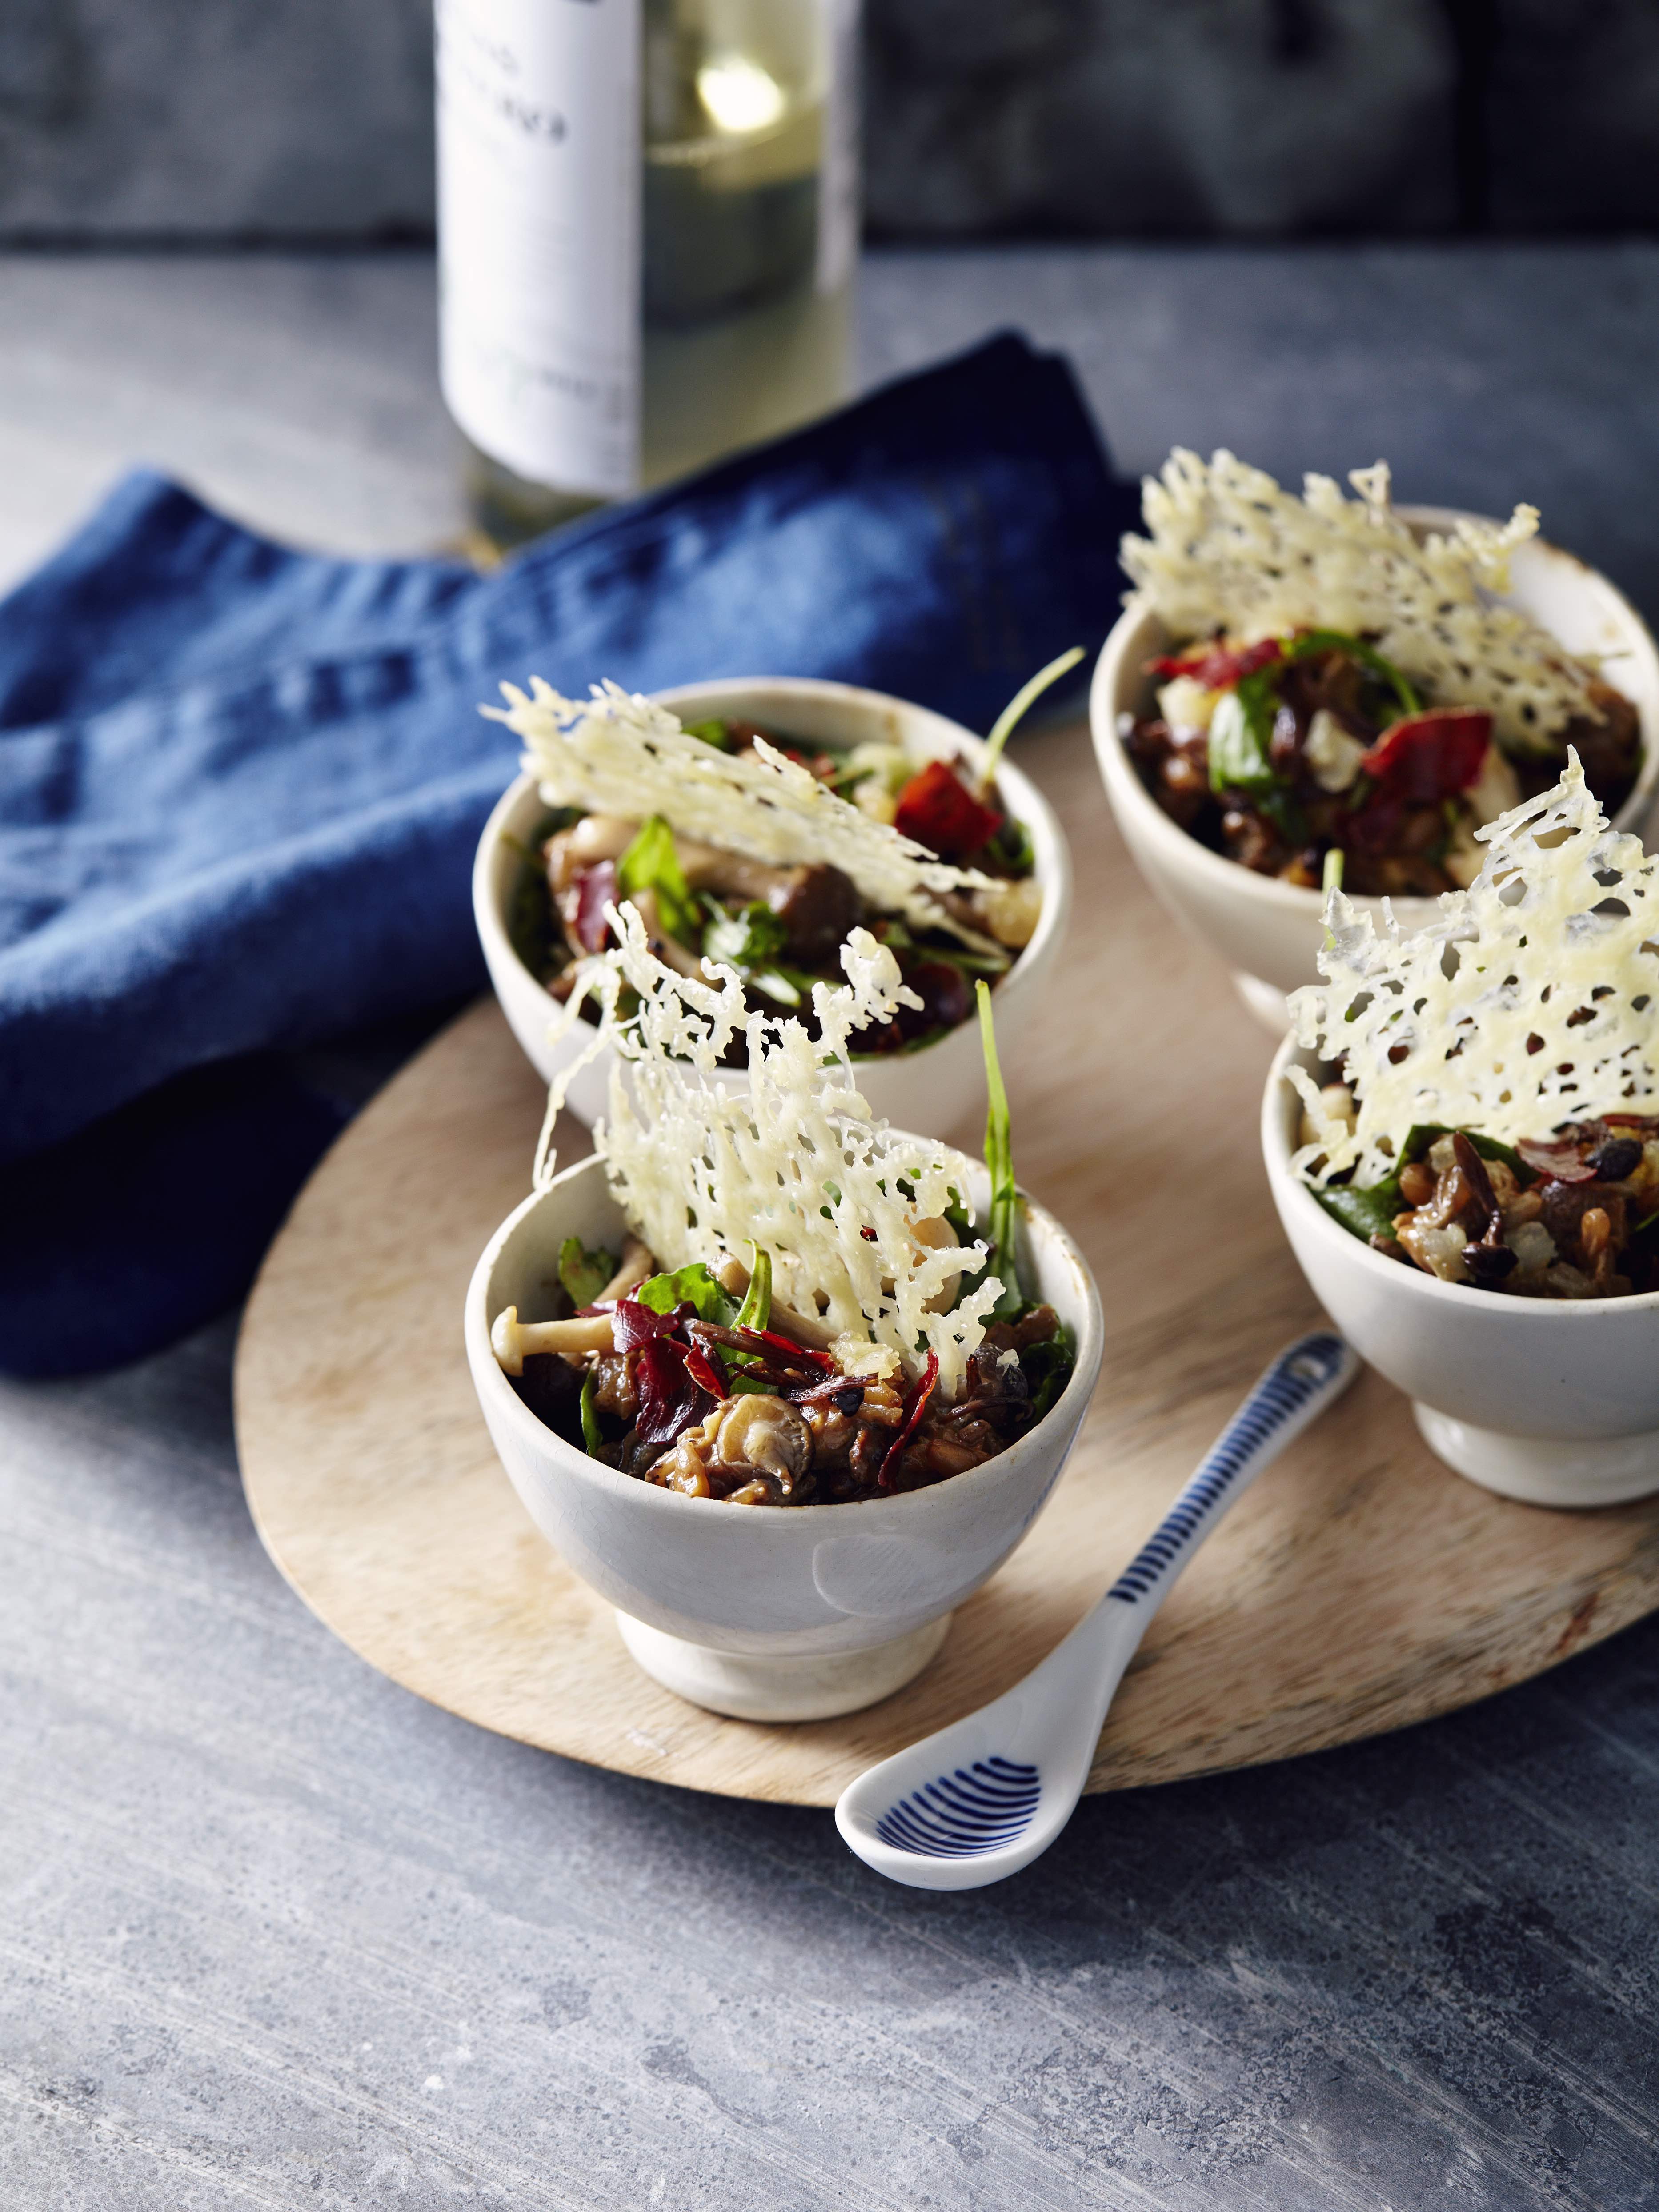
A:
[{"xmin": 492, "ymin": 1306, "xmax": 615, "ymax": 1375}]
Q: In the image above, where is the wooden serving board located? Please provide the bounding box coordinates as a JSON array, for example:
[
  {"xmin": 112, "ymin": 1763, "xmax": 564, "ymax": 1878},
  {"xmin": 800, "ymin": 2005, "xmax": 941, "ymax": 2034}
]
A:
[{"xmin": 234, "ymin": 721, "xmax": 1659, "ymax": 1806}]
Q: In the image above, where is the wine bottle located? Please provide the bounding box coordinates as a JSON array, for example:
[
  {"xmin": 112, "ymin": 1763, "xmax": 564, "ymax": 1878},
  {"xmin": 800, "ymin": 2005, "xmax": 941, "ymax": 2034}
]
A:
[{"xmin": 436, "ymin": 0, "xmax": 859, "ymax": 556}]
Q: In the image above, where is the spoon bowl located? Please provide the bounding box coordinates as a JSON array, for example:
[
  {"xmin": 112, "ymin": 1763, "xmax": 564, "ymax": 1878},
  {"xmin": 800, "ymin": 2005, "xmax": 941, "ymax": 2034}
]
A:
[{"xmin": 835, "ymin": 1330, "xmax": 1359, "ymax": 1889}]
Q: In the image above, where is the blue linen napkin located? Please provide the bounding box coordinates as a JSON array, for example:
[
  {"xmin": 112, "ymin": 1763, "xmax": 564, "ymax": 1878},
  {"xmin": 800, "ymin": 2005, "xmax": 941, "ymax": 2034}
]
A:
[{"xmin": 0, "ymin": 332, "xmax": 1135, "ymax": 1376}]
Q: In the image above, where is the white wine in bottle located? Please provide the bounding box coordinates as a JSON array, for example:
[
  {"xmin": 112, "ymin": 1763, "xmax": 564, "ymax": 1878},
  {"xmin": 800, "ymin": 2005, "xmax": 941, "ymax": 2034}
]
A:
[{"xmin": 436, "ymin": 0, "xmax": 859, "ymax": 555}]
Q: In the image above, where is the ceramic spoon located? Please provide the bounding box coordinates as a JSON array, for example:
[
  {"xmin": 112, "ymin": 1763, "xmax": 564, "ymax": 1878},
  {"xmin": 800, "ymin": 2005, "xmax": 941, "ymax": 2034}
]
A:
[{"xmin": 834, "ymin": 1329, "xmax": 1359, "ymax": 1891}]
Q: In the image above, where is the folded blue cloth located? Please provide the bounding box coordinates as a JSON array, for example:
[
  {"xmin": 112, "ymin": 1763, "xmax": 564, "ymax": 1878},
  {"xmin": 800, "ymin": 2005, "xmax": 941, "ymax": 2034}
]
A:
[{"xmin": 0, "ymin": 332, "xmax": 1134, "ymax": 1375}]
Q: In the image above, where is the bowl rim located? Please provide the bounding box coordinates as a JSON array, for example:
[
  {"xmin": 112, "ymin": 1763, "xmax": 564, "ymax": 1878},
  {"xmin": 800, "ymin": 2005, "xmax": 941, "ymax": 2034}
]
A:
[
  {"xmin": 1261, "ymin": 1028, "xmax": 1659, "ymax": 1322},
  {"xmin": 472, "ymin": 673, "xmax": 1073, "ymax": 1062},
  {"xmin": 465, "ymin": 1148, "xmax": 1106, "ymax": 1524},
  {"xmin": 1091, "ymin": 508, "xmax": 1659, "ymax": 922}
]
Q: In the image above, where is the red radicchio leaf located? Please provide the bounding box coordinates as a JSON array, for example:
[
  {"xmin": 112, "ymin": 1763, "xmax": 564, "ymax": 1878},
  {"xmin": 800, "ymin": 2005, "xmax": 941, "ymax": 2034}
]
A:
[
  {"xmin": 1515, "ymin": 1137, "xmax": 1598, "ymax": 1183},
  {"xmin": 612, "ymin": 1297, "xmax": 695, "ymax": 1354},
  {"xmin": 682, "ymin": 1344, "xmax": 729, "ymax": 1400},
  {"xmin": 633, "ymin": 1336, "xmax": 712, "ymax": 1451},
  {"xmin": 737, "ymin": 1326, "xmax": 837, "ymax": 1372},
  {"xmin": 893, "ymin": 758, "xmax": 1002, "ymax": 860},
  {"xmin": 572, "ymin": 860, "xmax": 619, "ymax": 954},
  {"xmin": 879, "ymin": 1350, "xmax": 940, "ymax": 1489},
  {"xmin": 1148, "ymin": 638, "xmax": 1282, "ymax": 690},
  {"xmin": 1360, "ymin": 710, "xmax": 1492, "ymax": 805}
]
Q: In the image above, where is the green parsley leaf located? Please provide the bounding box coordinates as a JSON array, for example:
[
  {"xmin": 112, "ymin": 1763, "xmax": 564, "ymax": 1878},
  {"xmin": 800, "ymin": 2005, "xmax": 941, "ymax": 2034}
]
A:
[
  {"xmin": 579, "ymin": 1366, "xmax": 602, "ymax": 1456},
  {"xmin": 702, "ymin": 900, "xmax": 789, "ymax": 972},
  {"xmin": 1314, "ymin": 1177, "xmax": 1404, "ymax": 1244},
  {"xmin": 734, "ymin": 1246, "xmax": 773, "ymax": 1334},
  {"xmin": 1206, "ymin": 676, "xmax": 1280, "ymax": 797},
  {"xmin": 634, "ymin": 1263, "xmax": 740, "ymax": 1328},
  {"xmin": 618, "ymin": 815, "xmax": 700, "ymax": 944},
  {"xmin": 1022, "ymin": 1322, "xmax": 1077, "ymax": 1422},
  {"xmin": 557, "ymin": 1236, "xmax": 617, "ymax": 1310},
  {"xmin": 994, "ymin": 814, "xmax": 1036, "ymax": 876}
]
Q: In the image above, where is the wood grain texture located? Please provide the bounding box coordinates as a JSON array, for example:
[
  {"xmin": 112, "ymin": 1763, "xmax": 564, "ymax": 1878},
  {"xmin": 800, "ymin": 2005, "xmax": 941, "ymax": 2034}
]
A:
[{"xmin": 234, "ymin": 719, "xmax": 1659, "ymax": 1806}]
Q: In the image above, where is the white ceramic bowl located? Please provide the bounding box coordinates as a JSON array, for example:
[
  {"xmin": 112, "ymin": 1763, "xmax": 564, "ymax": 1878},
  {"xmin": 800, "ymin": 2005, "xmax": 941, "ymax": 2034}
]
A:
[
  {"xmin": 474, "ymin": 676, "xmax": 1072, "ymax": 1137},
  {"xmin": 1092, "ymin": 511, "xmax": 1659, "ymax": 1030},
  {"xmin": 1262, "ymin": 1034, "xmax": 1659, "ymax": 1507},
  {"xmin": 464, "ymin": 1150, "xmax": 1104, "ymax": 1719}
]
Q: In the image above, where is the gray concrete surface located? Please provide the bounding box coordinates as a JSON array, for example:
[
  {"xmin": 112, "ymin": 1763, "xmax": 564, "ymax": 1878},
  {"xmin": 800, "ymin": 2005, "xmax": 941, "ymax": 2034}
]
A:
[
  {"xmin": 3, "ymin": 2, "xmax": 1657, "ymax": 244},
  {"xmin": 4, "ymin": 242, "xmax": 1658, "ymax": 614},
  {"xmin": 0, "ymin": 0, "xmax": 434, "ymax": 239},
  {"xmin": 864, "ymin": 0, "xmax": 1459, "ymax": 237},
  {"xmin": 4, "ymin": 245, "xmax": 1659, "ymax": 2208}
]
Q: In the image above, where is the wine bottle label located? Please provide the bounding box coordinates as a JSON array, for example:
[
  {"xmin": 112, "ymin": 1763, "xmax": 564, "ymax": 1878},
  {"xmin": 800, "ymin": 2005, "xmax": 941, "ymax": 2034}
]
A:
[
  {"xmin": 437, "ymin": 0, "xmax": 643, "ymax": 499},
  {"xmin": 817, "ymin": 0, "xmax": 860, "ymax": 297}
]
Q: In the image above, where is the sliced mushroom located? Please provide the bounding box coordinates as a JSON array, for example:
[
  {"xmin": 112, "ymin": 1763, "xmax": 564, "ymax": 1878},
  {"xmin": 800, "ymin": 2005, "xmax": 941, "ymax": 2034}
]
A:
[{"xmin": 707, "ymin": 1393, "xmax": 813, "ymax": 1497}]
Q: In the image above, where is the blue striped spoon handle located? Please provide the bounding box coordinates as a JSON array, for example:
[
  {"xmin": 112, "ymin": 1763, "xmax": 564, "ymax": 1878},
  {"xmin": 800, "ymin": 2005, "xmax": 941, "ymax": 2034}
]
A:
[
  {"xmin": 1103, "ymin": 1330, "xmax": 1353, "ymax": 1619},
  {"xmin": 835, "ymin": 1329, "xmax": 1359, "ymax": 1891}
]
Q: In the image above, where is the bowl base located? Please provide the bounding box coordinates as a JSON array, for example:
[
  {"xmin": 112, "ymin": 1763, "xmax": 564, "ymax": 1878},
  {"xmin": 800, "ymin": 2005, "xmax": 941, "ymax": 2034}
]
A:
[
  {"xmin": 1412, "ymin": 1403, "xmax": 1659, "ymax": 1508},
  {"xmin": 614, "ymin": 1611, "xmax": 953, "ymax": 1721},
  {"xmin": 1233, "ymin": 970, "xmax": 1293, "ymax": 1034}
]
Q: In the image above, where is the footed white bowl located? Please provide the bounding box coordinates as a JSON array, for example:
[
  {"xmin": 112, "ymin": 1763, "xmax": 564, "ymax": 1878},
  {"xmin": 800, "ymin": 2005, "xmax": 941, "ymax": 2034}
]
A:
[
  {"xmin": 1262, "ymin": 1036, "xmax": 1659, "ymax": 1507},
  {"xmin": 464, "ymin": 1151, "xmax": 1104, "ymax": 1719},
  {"xmin": 1092, "ymin": 511, "xmax": 1659, "ymax": 1032},
  {"xmin": 475, "ymin": 676, "xmax": 1072, "ymax": 1139}
]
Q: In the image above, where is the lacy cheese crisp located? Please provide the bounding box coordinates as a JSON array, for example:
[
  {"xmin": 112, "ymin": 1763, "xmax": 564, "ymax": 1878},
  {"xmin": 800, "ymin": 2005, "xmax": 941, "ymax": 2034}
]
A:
[
  {"xmin": 488, "ymin": 678, "xmax": 1021, "ymax": 948},
  {"xmin": 1290, "ymin": 754, "xmax": 1659, "ymax": 1187},
  {"xmin": 543, "ymin": 906, "xmax": 1004, "ymax": 1398},
  {"xmin": 1121, "ymin": 451, "xmax": 1599, "ymax": 753}
]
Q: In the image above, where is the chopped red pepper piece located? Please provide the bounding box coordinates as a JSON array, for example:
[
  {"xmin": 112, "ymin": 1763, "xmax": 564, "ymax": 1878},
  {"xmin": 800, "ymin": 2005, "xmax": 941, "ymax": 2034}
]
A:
[
  {"xmin": 878, "ymin": 1350, "xmax": 940, "ymax": 1490},
  {"xmin": 1359, "ymin": 710, "xmax": 1492, "ymax": 804},
  {"xmin": 893, "ymin": 758, "xmax": 1002, "ymax": 859},
  {"xmin": 1148, "ymin": 638, "xmax": 1283, "ymax": 690}
]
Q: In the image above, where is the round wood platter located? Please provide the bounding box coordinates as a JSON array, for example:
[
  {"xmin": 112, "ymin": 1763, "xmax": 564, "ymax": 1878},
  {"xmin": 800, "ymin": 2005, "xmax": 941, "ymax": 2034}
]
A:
[{"xmin": 235, "ymin": 721, "xmax": 1659, "ymax": 1806}]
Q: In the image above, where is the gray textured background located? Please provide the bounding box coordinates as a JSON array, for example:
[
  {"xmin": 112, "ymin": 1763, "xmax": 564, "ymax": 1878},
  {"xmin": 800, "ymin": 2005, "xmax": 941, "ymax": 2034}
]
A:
[{"xmin": 1, "ymin": 0, "xmax": 1655, "ymax": 243}]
